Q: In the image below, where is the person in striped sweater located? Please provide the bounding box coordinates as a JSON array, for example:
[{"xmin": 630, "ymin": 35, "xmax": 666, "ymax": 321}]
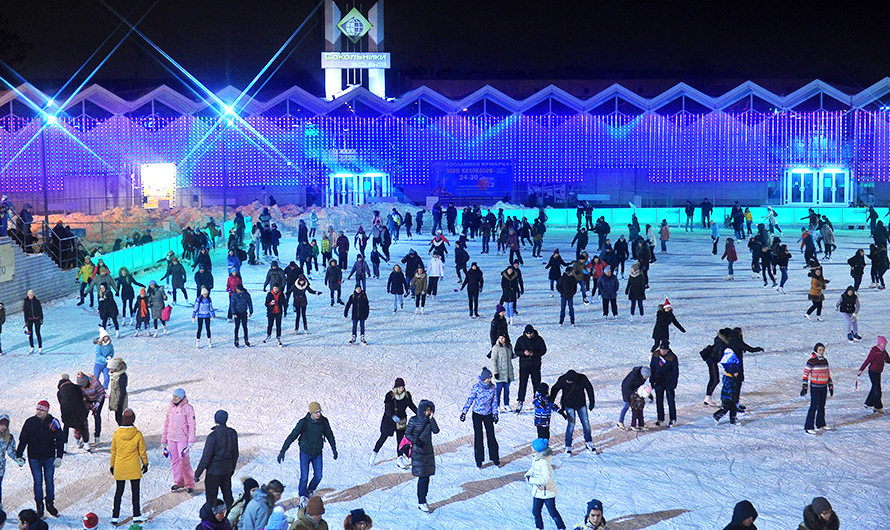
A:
[{"xmin": 801, "ymin": 343, "xmax": 834, "ymax": 434}]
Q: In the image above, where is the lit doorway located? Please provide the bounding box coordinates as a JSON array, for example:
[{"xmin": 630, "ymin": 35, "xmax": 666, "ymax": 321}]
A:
[
  {"xmin": 326, "ymin": 172, "xmax": 391, "ymax": 206},
  {"xmin": 783, "ymin": 168, "xmax": 849, "ymax": 206}
]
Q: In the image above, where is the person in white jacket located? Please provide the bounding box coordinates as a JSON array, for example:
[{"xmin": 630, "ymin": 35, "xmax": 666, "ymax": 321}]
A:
[
  {"xmin": 426, "ymin": 254, "xmax": 445, "ymax": 298},
  {"xmin": 524, "ymin": 438, "xmax": 566, "ymax": 530},
  {"xmin": 161, "ymin": 388, "xmax": 196, "ymax": 493}
]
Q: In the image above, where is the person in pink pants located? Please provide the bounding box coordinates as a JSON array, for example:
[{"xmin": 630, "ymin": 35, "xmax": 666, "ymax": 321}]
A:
[{"xmin": 161, "ymin": 388, "xmax": 196, "ymax": 492}]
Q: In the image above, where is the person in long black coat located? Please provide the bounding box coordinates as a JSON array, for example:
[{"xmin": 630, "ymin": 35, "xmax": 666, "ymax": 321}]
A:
[
  {"xmin": 460, "ymin": 262, "xmax": 484, "ymax": 317},
  {"xmin": 57, "ymin": 376, "xmax": 90, "ymax": 449},
  {"xmin": 404, "ymin": 399, "xmax": 438, "ymax": 512},
  {"xmin": 489, "ymin": 305, "xmax": 509, "ymax": 346},
  {"xmin": 514, "ymin": 325, "xmax": 547, "ymax": 412},
  {"xmin": 651, "ymin": 301, "xmax": 685, "ymax": 351},
  {"xmin": 23, "ymin": 290, "xmax": 43, "ymax": 353},
  {"xmin": 344, "ymin": 285, "xmax": 370, "ymax": 344},
  {"xmin": 545, "ymin": 250, "xmax": 570, "ymax": 295},
  {"xmin": 370, "ymin": 378, "xmax": 417, "ymax": 467},
  {"xmin": 386, "ymin": 264, "xmax": 409, "ymax": 312}
]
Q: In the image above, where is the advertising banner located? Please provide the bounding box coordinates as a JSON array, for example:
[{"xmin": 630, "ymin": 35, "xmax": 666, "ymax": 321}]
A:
[
  {"xmin": 430, "ymin": 160, "xmax": 512, "ymax": 200},
  {"xmin": 0, "ymin": 244, "xmax": 15, "ymax": 283}
]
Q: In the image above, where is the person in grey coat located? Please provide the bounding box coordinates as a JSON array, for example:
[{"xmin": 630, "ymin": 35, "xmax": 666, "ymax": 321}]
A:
[
  {"xmin": 404, "ymin": 400, "xmax": 438, "ymax": 513},
  {"xmin": 147, "ymin": 281, "xmax": 168, "ymax": 337}
]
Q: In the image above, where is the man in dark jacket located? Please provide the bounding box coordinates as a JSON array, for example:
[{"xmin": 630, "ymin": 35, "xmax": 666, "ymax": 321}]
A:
[
  {"xmin": 460, "ymin": 262, "xmax": 484, "ymax": 317},
  {"xmin": 195, "ymin": 410, "xmax": 239, "ymax": 510},
  {"xmin": 344, "ymin": 285, "xmax": 370, "ymax": 345},
  {"xmin": 16, "ymin": 400, "xmax": 65, "ymax": 518},
  {"xmin": 231, "ymin": 283, "xmax": 253, "ymax": 347},
  {"xmin": 550, "ymin": 370, "xmax": 596, "ymax": 454},
  {"xmin": 650, "ymin": 341, "xmax": 680, "ymax": 426},
  {"xmin": 556, "ymin": 268, "xmax": 577, "ymax": 326},
  {"xmin": 263, "ymin": 261, "xmax": 285, "ymax": 292},
  {"xmin": 401, "ymin": 250, "xmax": 424, "ymax": 294},
  {"xmin": 799, "ymin": 496, "xmax": 838, "ymax": 530},
  {"xmin": 56, "ymin": 375, "xmax": 90, "ymax": 451},
  {"xmin": 571, "ymin": 228, "xmax": 589, "ymax": 260},
  {"xmin": 514, "ymin": 325, "xmax": 547, "ymax": 413},
  {"xmin": 723, "ymin": 499, "xmax": 758, "ymax": 529},
  {"xmin": 727, "ymin": 328, "xmax": 763, "ymax": 410},
  {"xmin": 278, "ymin": 402, "xmax": 337, "ymax": 505},
  {"xmin": 336, "ymin": 231, "xmax": 350, "ymax": 270},
  {"xmin": 194, "ymin": 264, "xmax": 214, "ymax": 301},
  {"xmin": 618, "ymin": 366, "xmax": 651, "ymax": 428}
]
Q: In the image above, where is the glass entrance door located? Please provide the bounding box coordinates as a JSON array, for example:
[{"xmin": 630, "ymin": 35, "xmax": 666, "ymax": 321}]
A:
[
  {"xmin": 821, "ymin": 170, "xmax": 849, "ymax": 205},
  {"xmin": 785, "ymin": 169, "xmax": 817, "ymax": 205},
  {"xmin": 783, "ymin": 168, "xmax": 850, "ymax": 205},
  {"xmin": 327, "ymin": 173, "xmax": 356, "ymax": 206}
]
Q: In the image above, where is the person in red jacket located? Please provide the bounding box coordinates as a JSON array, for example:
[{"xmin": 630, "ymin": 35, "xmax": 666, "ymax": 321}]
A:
[{"xmin": 858, "ymin": 335, "xmax": 890, "ymax": 412}]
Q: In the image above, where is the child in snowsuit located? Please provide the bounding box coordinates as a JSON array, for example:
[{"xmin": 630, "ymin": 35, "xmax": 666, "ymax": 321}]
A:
[
  {"xmin": 533, "ymin": 383, "xmax": 561, "ymax": 440},
  {"xmin": 524, "ymin": 438, "xmax": 566, "ymax": 530},
  {"xmin": 713, "ymin": 349, "xmax": 741, "ymax": 425},
  {"xmin": 630, "ymin": 385, "xmax": 651, "ymax": 430}
]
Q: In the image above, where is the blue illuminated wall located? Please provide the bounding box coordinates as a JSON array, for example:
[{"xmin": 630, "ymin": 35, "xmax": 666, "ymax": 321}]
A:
[{"xmin": 2, "ymin": 82, "xmax": 890, "ymax": 206}]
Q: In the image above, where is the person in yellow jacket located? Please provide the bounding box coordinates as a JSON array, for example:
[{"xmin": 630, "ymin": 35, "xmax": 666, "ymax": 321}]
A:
[
  {"xmin": 110, "ymin": 408, "xmax": 148, "ymax": 524},
  {"xmin": 76, "ymin": 257, "xmax": 95, "ymax": 307}
]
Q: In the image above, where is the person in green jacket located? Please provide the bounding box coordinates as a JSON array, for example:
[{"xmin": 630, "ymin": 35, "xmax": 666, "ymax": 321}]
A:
[{"xmin": 276, "ymin": 402, "xmax": 337, "ymax": 507}]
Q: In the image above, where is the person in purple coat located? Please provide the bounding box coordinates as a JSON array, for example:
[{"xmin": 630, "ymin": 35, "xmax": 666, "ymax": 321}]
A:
[{"xmin": 459, "ymin": 367, "xmax": 499, "ymax": 468}]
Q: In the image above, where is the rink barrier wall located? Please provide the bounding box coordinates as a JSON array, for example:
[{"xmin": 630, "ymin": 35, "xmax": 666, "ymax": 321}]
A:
[
  {"xmin": 93, "ymin": 217, "xmax": 249, "ymax": 278},
  {"xmin": 487, "ymin": 206, "xmax": 868, "ymax": 230},
  {"xmin": 0, "ymin": 239, "xmax": 78, "ymax": 314}
]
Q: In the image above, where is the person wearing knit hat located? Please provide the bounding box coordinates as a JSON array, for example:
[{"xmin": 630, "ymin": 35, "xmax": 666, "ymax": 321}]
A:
[
  {"xmin": 162, "ymin": 388, "xmax": 196, "ymax": 494},
  {"xmin": 523, "ymin": 436, "xmax": 565, "ymax": 530},
  {"xmin": 263, "ymin": 509, "xmax": 289, "ymax": 530},
  {"xmin": 192, "ymin": 285, "xmax": 216, "ymax": 349},
  {"xmin": 343, "ymin": 508, "xmax": 373, "ymax": 529},
  {"xmin": 288, "ymin": 493, "xmax": 327, "ymax": 529},
  {"xmin": 227, "ymin": 477, "xmax": 259, "ymax": 529},
  {"xmin": 858, "ymin": 336, "xmax": 890, "ymax": 412},
  {"xmin": 370, "ymin": 378, "xmax": 417, "ymax": 467},
  {"xmin": 195, "ymin": 410, "xmax": 239, "ymax": 510},
  {"xmin": 598, "ymin": 264, "xmax": 619, "ymax": 319},
  {"xmin": 460, "ymin": 367, "xmax": 500, "ymax": 469},
  {"xmin": 278, "ymin": 402, "xmax": 337, "ymax": 506},
  {"xmin": 800, "ymin": 497, "xmax": 838, "ymax": 530},
  {"xmin": 107, "ymin": 357, "xmax": 129, "ymax": 426},
  {"xmin": 577, "ymin": 498, "xmax": 607, "ymax": 529},
  {"xmin": 110, "ymin": 408, "xmax": 147, "ymax": 525},
  {"xmin": 16, "ymin": 400, "xmax": 64, "ymax": 518},
  {"xmin": 57, "ymin": 371, "xmax": 91, "ymax": 452},
  {"xmin": 651, "ymin": 298, "xmax": 685, "ymax": 352},
  {"xmin": 82, "ymin": 512, "xmax": 99, "ymax": 529},
  {"xmin": 514, "ymin": 324, "xmax": 546, "ymax": 414}
]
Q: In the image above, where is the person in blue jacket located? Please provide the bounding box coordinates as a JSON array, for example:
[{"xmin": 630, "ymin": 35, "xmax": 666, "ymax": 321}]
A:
[
  {"xmin": 597, "ymin": 266, "xmax": 619, "ymax": 319},
  {"xmin": 460, "ymin": 367, "xmax": 499, "ymax": 469},
  {"xmin": 192, "ymin": 288, "xmax": 216, "ymax": 348},
  {"xmin": 650, "ymin": 340, "xmax": 679, "ymax": 427}
]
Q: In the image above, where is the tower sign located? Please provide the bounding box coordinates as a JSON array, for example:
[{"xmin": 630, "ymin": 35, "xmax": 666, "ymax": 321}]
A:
[{"xmin": 322, "ymin": 0, "xmax": 386, "ymax": 100}]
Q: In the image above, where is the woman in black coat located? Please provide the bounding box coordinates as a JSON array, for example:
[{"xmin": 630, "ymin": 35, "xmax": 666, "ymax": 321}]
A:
[
  {"xmin": 344, "ymin": 285, "xmax": 370, "ymax": 344},
  {"xmin": 23, "ymin": 289, "xmax": 43, "ymax": 353},
  {"xmin": 370, "ymin": 378, "xmax": 418, "ymax": 467},
  {"xmin": 292, "ymin": 275, "xmax": 320, "ymax": 333},
  {"xmin": 489, "ymin": 305, "xmax": 509, "ymax": 346},
  {"xmin": 57, "ymin": 376, "xmax": 90, "ymax": 449},
  {"xmin": 625, "ymin": 263, "xmax": 647, "ymax": 321},
  {"xmin": 460, "ymin": 262, "xmax": 484, "ymax": 318},
  {"xmin": 97, "ymin": 283, "xmax": 120, "ymax": 335},
  {"xmin": 545, "ymin": 250, "xmax": 570, "ymax": 295},
  {"xmin": 404, "ymin": 399, "xmax": 438, "ymax": 512},
  {"xmin": 651, "ymin": 301, "xmax": 685, "ymax": 351},
  {"xmin": 386, "ymin": 264, "xmax": 409, "ymax": 312}
]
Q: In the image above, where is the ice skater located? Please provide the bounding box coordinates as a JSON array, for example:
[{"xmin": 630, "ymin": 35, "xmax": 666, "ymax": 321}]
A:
[
  {"xmin": 858, "ymin": 336, "xmax": 889, "ymax": 412},
  {"xmin": 801, "ymin": 343, "xmax": 834, "ymax": 434}
]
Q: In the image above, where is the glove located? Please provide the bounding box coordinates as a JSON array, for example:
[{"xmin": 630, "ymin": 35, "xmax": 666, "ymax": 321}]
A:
[
  {"xmin": 110, "ymin": 466, "xmax": 114, "ymax": 475},
  {"xmin": 829, "ymin": 385, "xmax": 834, "ymax": 397},
  {"xmin": 800, "ymin": 386, "xmax": 808, "ymax": 397},
  {"xmin": 391, "ymin": 415, "xmax": 400, "ymax": 424},
  {"xmin": 191, "ymin": 317, "xmax": 196, "ymax": 323},
  {"xmin": 53, "ymin": 458, "xmax": 62, "ymax": 469},
  {"xmin": 459, "ymin": 412, "xmax": 466, "ymax": 422},
  {"xmin": 851, "ymin": 313, "xmax": 858, "ymax": 322},
  {"xmin": 194, "ymin": 473, "xmax": 201, "ymax": 483},
  {"xmin": 277, "ymin": 450, "xmax": 286, "ymax": 464},
  {"xmin": 142, "ymin": 463, "xmax": 149, "ymax": 473},
  {"xmin": 163, "ymin": 445, "xmax": 169, "ymax": 458},
  {"xmin": 558, "ymin": 410, "xmax": 568, "ymax": 420},
  {"xmin": 332, "ymin": 449, "xmax": 338, "ymax": 460},
  {"xmin": 182, "ymin": 444, "xmax": 191, "ymax": 456},
  {"xmin": 493, "ymin": 415, "xmax": 499, "ymax": 424},
  {"xmin": 494, "ymin": 373, "xmax": 500, "ymax": 380},
  {"xmin": 413, "ymin": 439, "xmax": 424, "ymax": 449},
  {"xmin": 16, "ymin": 457, "xmax": 25, "ymax": 467}
]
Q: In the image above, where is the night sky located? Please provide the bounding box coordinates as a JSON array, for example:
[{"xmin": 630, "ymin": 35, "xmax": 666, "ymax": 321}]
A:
[{"xmin": 1, "ymin": 0, "xmax": 888, "ymax": 97}]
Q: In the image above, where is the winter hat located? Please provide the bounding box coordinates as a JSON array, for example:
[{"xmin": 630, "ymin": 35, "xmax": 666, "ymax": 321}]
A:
[
  {"xmin": 210, "ymin": 502, "xmax": 228, "ymax": 516},
  {"xmin": 83, "ymin": 512, "xmax": 99, "ymax": 529},
  {"xmin": 531, "ymin": 438, "xmax": 549, "ymax": 453},
  {"xmin": 264, "ymin": 510, "xmax": 288, "ymax": 530},
  {"xmin": 587, "ymin": 498, "xmax": 604, "ymax": 515},
  {"xmin": 480, "ymin": 367, "xmax": 493, "ymax": 380},
  {"xmin": 306, "ymin": 495, "xmax": 325, "ymax": 516},
  {"xmin": 495, "ymin": 303, "xmax": 505, "ymax": 314},
  {"xmin": 878, "ymin": 336, "xmax": 888, "ymax": 347},
  {"xmin": 308, "ymin": 402, "xmax": 321, "ymax": 413},
  {"xmin": 242, "ymin": 477, "xmax": 259, "ymax": 496},
  {"xmin": 36, "ymin": 400, "xmax": 50, "ymax": 412},
  {"xmin": 812, "ymin": 497, "xmax": 832, "ymax": 514},
  {"xmin": 271, "ymin": 260, "xmax": 279, "ymax": 267},
  {"xmin": 603, "ymin": 266, "xmax": 611, "ymax": 273},
  {"xmin": 565, "ymin": 369, "xmax": 577, "ymax": 382},
  {"xmin": 214, "ymin": 410, "xmax": 229, "ymax": 425},
  {"xmin": 720, "ymin": 348, "xmax": 740, "ymax": 367},
  {"xmin": 523, "ymin": 324, "xmax": 536, "ymax": 335},
  {"xmin": 201, "ymin": 287, "xmax": 209, "ymax": 296},
  {"xmin": 640, "ymin": 366, "xmax": 651, "ymax": 379},
  {"xmin": 149, "ymin": 280, "xmax": 158, "ymax": 286},
  {"xmin": 0, "ymin": 416, "xmax": 8, "ymax": 427},
  {"xmin": 537, "ymin": 382, "xmax": 549, "ymax": 395},
  {"xmin": 172, "ymin": 388, "xmax": 186, "ymax": 400},
  {"xmin": 76, "ymin": 372, "xmax": 90, "ymax": 387},
  {"xmin": 662, "ymin": 298, "xmax": 671, "ymax": 309},
  {"xmin": 60, "ymin": 373, "xmax": 70, "ymax": 382},
  {"xmin": 108, "ymin": 357, "xmax": 125, "ymax": 371},
  {"xmin": 394, "ymin": 377, "xmax": 406, "ymax": 388},
  {"xmin": 637, "ymin": 385, "xmax": 652, "ymax": 398},
  {"xmin": 139, "ymin": 287, "xmax": 146, "ymax": 296},
  {"xmin": 98, "ymin": 327, "xmax": 110, "ymax": 340},
  {"xmin": 349, "ymin": 509, "xmax": 369, "ymax": 524},
  {"xmin": 659, "ymin": 339, "xmax": 670, "ymax": 350},
  {"xmin": 127, "ymin": 524, "xmax": 143, "ymax": 530}
]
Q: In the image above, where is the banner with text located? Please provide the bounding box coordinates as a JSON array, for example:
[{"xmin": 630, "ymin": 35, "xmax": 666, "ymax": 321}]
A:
[{"xmin": 430, "ymin": 160, "xmax": 513, "ymax": 199}]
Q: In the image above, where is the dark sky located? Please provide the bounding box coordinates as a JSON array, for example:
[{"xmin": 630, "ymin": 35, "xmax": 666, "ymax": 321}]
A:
[{"xmin": 2, "ymin": 0, "xmax": 889, "ymax": 96}]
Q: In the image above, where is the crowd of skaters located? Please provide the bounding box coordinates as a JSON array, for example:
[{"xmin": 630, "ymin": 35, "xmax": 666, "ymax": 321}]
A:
[{"xmin": 0, "ymin": 199, "xmax": 885, "ymax": 529}]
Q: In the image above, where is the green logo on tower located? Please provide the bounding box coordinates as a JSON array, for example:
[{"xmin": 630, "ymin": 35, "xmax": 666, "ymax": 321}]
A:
[{"xmin": 337, "ymin": 8, "xmax": 373, "ymax": 43}]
